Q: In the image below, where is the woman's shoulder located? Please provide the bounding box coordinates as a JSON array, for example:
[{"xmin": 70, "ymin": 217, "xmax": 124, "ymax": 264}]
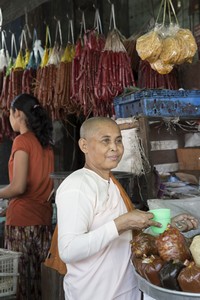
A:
[
  {"xmin": 14, "ymin": 132, "xmax": 35, "ymax": 142},
  {"xmin": 12, "ymin": 132, "xmax": 38, "ymax": 151},
  {"xmin": 66, "ymin": 168, "xmax": 104, "ymax": 182},
  {"xmin": 57, "ymin": 168, "xmax": 107, "ymax": 193}
]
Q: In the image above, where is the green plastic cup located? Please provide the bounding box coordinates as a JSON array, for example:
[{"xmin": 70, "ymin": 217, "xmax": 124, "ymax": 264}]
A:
[{"xmin": 149, "ymin": 208, "xmax": 171, "ymax": 234}]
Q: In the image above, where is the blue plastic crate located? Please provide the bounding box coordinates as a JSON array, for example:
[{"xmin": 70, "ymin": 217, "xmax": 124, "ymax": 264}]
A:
[{"xmin": 114, "ymin": 89, "xmax": 200, "ymax": 118}]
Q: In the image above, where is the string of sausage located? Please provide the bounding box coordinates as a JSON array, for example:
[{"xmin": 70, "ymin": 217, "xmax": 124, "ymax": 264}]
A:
[
  {"xmin": 71, "ymin": 29, "xmax": 105, "ymax": 117},
  {"xmin": 138, "ymin": 60, "xmax": 179, "ymax": 90},
  {"xmin": 94, "ymin": 29, "xmax": 135, "ymax": 116}
]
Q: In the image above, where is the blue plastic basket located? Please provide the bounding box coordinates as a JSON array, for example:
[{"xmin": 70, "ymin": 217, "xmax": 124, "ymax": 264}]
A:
[{"xmin": 114, "ymin": 89, "xmax": 200, "ymax": 118}]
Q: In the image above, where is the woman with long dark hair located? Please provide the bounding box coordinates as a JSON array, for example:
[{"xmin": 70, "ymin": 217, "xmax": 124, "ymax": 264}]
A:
[{"xmin": 0, "ymin": 93, "xmax": 54, "ymax": 299}]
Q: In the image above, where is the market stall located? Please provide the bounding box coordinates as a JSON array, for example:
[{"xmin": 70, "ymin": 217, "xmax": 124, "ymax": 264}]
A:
[{"xmin": 0, "ymin": 0, "xmax": 200, "ymax": 299}]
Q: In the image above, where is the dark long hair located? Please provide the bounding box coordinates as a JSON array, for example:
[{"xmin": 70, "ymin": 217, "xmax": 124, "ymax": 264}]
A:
[{"xmin": 10, "ymin": 93, "xmax": 53, "ymax": 148}]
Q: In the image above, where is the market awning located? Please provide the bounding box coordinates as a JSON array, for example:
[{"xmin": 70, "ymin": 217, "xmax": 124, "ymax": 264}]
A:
[{"xmin": 0, "ymin": 0, "xmax": 50, "ymax": 25}]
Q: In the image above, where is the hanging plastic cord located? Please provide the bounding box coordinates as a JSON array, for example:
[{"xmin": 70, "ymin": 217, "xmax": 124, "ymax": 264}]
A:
[
  {"xmin": 0, "ymin": 8, "xmax": 2, "ymax": 32},
  {"xmin": 22, "ymin": 21, "xmax": 31, "ymax": 67},
  {"xmin": 41, "ymin": 24, "xmax": 52, "ymax": 67},
  {"xmin": 10, "ymin": 33, "xmax": 17, "ymax": 61},
  {"xmin": 107, "ymin": 2, "xmax": 126, "ymax": 46},
  {"xmin": 109, "ymin": 3, "xmax": 117, "ymax": 31},
  {"xmin": 168, "ymin": 0, "xmax": 179, "ymax": 26},
  {"xmin": 155, "ymin": 0, "xmax": 179, "ymax": 28},
  {"xmin": 61, "ymin": 19, "xmax": 75, "ymax": 62},
  {"xmin": 33, "ymin": 29, "xmax": 44, "ymax": 63},
  {"xmin": 6, "ymin": 33, "xmax": 17, "ymax": 76},
  {"xmin": 24, "ymin": 8, "xmax": 32, "ymax": 39},
  {"xmin": 14, "ymin": 29, "xmax": 29, "ymax": 69},
  {"xmin": 155, "ymin": 0, "xmax": 165, "ymax": 26},
  {"xmin": 162, "ymin": 0, "xmax": 167, "ymax": 27},
  {"xmin": 47, "ymin": 18, "xmax": 62, "ymax": 65},
  {"xmin": 80, "ymin": 11, "xmax": 86, "ymax": 37},
  {"xmin": 0, "ymin": 30, "xmax": 9, "ymax": 71},
  {"xmin": 107, "ymin": 2, "xmax": 126, "ymax": 42},
  {"xmin": 68, "ymin": 19, "xmax": 74, "ymax": 45},
  {"xmin": 161, "ymin": 0, "xmax": 179, "ymax": 27},
  {"xmin": 155, "ymin": 0, "xmax": 180, "ymax": 38},
  {"xmin": 94, "ymin": 8, "xmax": 103, "ymax": 34},
  {"xmin": 6, "ymin": 33, "xmax": 14, "ymax": 75},
  {"xmin": 27, "ymin": 28, "xmax": 44, "ymax": 69},
  {"xmin": 26, "ymin": 29, "xmax": 37, "ymax": 69},
  {"xmin": 54, "ymin": 18, "xmax": 63, "ymax": 48}
]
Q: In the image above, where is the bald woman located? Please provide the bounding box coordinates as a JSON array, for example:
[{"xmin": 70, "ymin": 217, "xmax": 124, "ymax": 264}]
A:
[{"xmin": 56, "ymin": 117, "xmax": 198, "ymax": 300}]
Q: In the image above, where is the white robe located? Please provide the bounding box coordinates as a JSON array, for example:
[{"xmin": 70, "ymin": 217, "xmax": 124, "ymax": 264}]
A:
[{"xmin": 56, "ymin": 168, "xmax": 141, "ymax": 300}]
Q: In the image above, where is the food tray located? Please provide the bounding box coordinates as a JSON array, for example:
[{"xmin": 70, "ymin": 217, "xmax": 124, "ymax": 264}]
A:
[
  {"xmin": 0, "ymin": 249, "xmax": 21, "ymax": 297},
  {"xmin": 135, "ymin": 271, "xmax": 200, "ymax": 300},
  {"xmin": 114, "ymin": 89, "xmax": 200, "ymax": 118}
]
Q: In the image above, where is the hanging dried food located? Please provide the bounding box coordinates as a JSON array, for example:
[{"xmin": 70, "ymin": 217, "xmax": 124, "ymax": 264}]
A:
[
  {"xmin": 178, "ymin": 261, "xmax": 200, "ymax": 293},
  {"xmin": 123, "ymin": 34, "xmax": 140, "ymax": 74},
  {"xmin": 70, "ymin": 36, "xmax": 82, "ymax": 104},
  {"xmin": 94, "ymin": 29, "xmax": 134, "ymax": 104},
  {"xmin": 22, "ymin": 68, "xmax": 36, "ymax": 95},
  {"xmin": 54, "ymin": 20, "xmax": 76, "ymax": 118},
  {"xmin": 156, "ymin": 225, "xmax": 191, "ymax": 262},
  {"xmin": 0, "ymin": 67, "xmax": 5, "ymax": 101},
  {"xmin": 7, "ymin": 69, "xmax": 23, "ymax": 110},
  {"xmin": 94, "ymin": 4, "xmax": 134, "ymax": 116},
  {"xmin": 150, "ymin": 59, "xmax": 174, "ymax": 75},
  {"xmin": 27, "ymin": 30, "xmax": 43, "ymax": 70},
  {"xmin": 40, "ymin": 26, "xmax": 52, "ymax": 68},
  {"xmin": 176, "ymin": 28, "xmax": 197, "ymax": 64},
  {"xmin": 136, "ymin": 0, "xmax": 197, "ymax": 75},
  {"xmin": 137, "ymin": 60, "xmax": 179, "ymax": 89},
  {"xmin": 14, "ymin": 50, "xmax": 24, "ymax": 69},
  {"xmin": 73, "ymin": 29, "xmax": 105, "ymax": 116},
  {"xmin": 0, "ymin": 72, "xmax": 9, "ymax": 111},
  {"xmin": 136, "ymin": 30, "xmax": 162, "ymax": 63},
  {"xmin": 0, "ymin": 34, "xmax": 9, "ymax": 110},
  {"xmin": 6, "ymin": 46, "xmax": 24, "ymax": 111},
  {"xmin": 160, "ymin": 260, "xmax": 185, "ymax": 290},
  {"xmin": 71, "ymin": 10, "xmax": 106, "ymax": 116},
  {"xmin": 17, "ymin": 29, "xmax": 36, "ymax": 95},
  {"xmin": 159, "ymin": 36, "xmax": 181, "ymax": 65},
  {"xmin": 0, "ymin": 32, "xmax": 10, "ymax": 111},
  {"xmin": 34, "ymin": 21, "xmax": 64, "ymax": 120}
]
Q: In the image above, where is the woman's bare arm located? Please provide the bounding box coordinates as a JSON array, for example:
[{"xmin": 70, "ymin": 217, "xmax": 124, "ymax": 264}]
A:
[{"xmin": 0, "ymin": 150, "xmax": 29, "ymax": 199}]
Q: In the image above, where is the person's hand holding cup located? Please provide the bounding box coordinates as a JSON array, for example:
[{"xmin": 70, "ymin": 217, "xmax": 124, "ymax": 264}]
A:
[{"xmin": 149, "ymin": 208, "xmax": 171, "ymax": 234}]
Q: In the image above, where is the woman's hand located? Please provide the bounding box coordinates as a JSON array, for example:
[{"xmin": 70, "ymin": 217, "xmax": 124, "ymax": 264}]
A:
[
  {"xmin": 171, "ymin": 214, "xmax": 199, "ymax": 232},
  {"xmin": 114, "ymin": 210, "xmax": 162, "ymax": 235},
  {"xmin": 0, "ymin": 208, "xmax": 6, "ymax": 217}
]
